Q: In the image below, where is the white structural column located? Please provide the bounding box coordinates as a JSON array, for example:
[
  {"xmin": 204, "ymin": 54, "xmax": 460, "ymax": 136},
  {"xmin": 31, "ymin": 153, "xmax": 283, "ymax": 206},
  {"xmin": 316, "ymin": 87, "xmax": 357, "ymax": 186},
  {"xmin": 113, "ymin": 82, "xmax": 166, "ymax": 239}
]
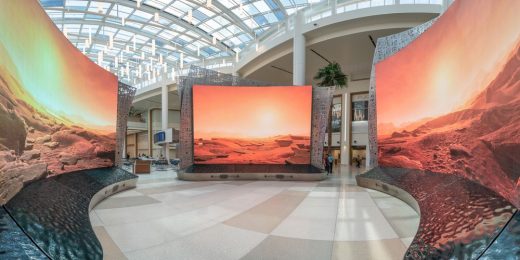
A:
[
  {"xmin": 161, "ymin": 84, "xmax": 170, "ymax": 163},
  {"xmin": 441, "ymin": 0, "xmax": 452, "ymax": 13},
  {"xmin": 340, "ymin": 92, "xmax": 350, "ymax": 165},
  {"xmin": 293, "ymin": 11, "xmax": 306, "ymax": 86}
]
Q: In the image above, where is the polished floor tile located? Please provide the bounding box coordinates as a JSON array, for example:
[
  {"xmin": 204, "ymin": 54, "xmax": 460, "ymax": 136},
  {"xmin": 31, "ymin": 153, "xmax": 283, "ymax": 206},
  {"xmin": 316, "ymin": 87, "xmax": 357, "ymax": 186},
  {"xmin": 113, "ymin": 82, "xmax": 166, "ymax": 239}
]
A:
[
  {"xmin": 92, "ymin": 165, "xmax": 419, "ymax": 259},
  {"xmin": 95, "ymin": 195, "xmax": 161, "ymax": 209},
  {"xmin": 332, "ymin": 239, "xmax": 408, "ymax": 260},
  {"xmin": 242, "ymin": 235, "xmax": 333, "ymax": 260},
  {"xmin": 126, "ymin": 224, "xmax": 266, "ymax": 260},
  {"xmin": 93, "ymin": 226, "xmax": 128, "ymax": 260}
]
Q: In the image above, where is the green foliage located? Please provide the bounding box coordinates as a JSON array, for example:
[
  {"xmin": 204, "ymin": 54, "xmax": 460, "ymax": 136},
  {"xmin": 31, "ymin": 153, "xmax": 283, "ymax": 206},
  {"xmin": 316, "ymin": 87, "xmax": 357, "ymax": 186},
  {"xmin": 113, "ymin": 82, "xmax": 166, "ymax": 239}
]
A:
[{"xmin": 314, "ymin": 62, "xmax": 347, "ymax": 88}]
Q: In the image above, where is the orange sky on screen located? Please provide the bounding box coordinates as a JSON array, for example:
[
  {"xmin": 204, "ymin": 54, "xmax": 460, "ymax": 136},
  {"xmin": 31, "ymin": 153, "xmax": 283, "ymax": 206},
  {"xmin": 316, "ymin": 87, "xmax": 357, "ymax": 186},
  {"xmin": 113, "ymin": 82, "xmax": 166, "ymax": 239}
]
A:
[
  {"xmin": 376, "ymin": 0, "xmax": 520, "ymax": 130},
  {"xmin": 193, "ymin": 86, "xmax": 312, "ymax": 139}
]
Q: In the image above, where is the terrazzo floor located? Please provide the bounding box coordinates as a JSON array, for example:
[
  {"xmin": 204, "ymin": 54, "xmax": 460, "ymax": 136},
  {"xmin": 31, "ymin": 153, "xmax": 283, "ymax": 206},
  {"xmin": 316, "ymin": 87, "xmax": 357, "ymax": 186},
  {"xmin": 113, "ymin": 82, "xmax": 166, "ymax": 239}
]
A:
[{"xmin": 90, "ymin": 165, "xmax": 419, "ymax": 260}]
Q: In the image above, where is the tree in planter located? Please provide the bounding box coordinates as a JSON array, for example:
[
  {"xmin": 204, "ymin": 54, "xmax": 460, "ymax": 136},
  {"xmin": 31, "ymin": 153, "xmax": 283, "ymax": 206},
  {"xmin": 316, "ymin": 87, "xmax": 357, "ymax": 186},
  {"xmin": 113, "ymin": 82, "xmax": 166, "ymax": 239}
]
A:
[{"xmin": 313, "ymin": 61, "xmax": 348, "ymax": 156}]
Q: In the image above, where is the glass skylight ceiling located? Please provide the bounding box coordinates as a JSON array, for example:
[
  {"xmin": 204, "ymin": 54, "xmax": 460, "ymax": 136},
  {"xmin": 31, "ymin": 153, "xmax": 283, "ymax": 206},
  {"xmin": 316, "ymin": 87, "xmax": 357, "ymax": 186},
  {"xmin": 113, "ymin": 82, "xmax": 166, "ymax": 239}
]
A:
[{"xmin": 39, "ymin": 0, "xmax": 321, "ymax": 85}]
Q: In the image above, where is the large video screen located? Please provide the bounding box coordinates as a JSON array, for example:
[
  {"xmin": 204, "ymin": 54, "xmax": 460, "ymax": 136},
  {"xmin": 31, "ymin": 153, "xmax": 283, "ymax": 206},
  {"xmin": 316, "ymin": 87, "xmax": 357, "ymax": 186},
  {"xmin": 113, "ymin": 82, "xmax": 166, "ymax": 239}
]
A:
[
  {"xmin": 193, "ymin": 85, "xmax": 312, "ymax": 164},
  {"xmin": 376, "ymin": 0, "xmax": 520, "ymax": 206},
  {"xmin": 0, "ymin": 0, "xmax": 117, "ymax": 181}
]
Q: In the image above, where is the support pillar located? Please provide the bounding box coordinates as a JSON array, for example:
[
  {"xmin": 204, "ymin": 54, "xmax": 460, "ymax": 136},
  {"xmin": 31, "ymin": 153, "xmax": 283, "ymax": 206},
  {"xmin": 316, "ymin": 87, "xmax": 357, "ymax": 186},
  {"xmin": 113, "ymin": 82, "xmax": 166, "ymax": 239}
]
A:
[
  {"xmin": 293, "ymin": 11, "xmax": 306, "ymax": 86},
  {"xmin": 441, "ymin": 0, "xmax": 451, "ymax": 13},
  {"xmin": 340, "ymin": 92, "xmax": 350, "ymax": 165},
  {"xmin": 161, "ymin": 84, "xmax": 170, "ymax": 163}
]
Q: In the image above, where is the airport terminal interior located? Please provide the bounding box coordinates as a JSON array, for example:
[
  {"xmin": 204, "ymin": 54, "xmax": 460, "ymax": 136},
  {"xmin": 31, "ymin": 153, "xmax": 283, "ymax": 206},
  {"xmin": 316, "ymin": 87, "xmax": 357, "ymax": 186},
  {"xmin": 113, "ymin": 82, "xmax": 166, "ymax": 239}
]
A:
[{"xmin": 0, "ymin": 0, "xmax": 518, "ymax": 259}]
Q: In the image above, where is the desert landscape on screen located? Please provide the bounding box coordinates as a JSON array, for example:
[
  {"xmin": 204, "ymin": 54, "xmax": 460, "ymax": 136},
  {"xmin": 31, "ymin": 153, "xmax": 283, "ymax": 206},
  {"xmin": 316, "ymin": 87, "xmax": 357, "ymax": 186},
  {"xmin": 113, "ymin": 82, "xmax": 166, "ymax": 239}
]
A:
[
  {"xmin": 376, "ymin": 0, "xmax": 520, "ymax": 207},
  {"xmin": 0, "ymin": 0, "xmax": 117, "ymax": 200},
  {"xmin": 193, "ymin": 86, "xmax": 312, "ymax": 164}
]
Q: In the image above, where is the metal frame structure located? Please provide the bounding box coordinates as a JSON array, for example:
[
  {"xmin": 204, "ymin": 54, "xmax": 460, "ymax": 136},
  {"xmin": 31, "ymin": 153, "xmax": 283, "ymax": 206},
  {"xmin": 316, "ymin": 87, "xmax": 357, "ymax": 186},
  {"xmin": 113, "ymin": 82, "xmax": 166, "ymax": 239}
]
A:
[{"xmin": 39, "ymin": 0, "xmax": 317, "ymax": 86}]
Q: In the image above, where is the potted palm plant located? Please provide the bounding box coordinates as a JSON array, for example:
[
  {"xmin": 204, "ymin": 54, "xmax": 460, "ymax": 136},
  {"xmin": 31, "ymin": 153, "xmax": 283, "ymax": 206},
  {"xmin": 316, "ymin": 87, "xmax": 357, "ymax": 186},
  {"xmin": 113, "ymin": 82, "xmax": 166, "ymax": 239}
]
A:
[{"xmin": 313, "ymin": 61, "xmax": 347, "ymax": 155}]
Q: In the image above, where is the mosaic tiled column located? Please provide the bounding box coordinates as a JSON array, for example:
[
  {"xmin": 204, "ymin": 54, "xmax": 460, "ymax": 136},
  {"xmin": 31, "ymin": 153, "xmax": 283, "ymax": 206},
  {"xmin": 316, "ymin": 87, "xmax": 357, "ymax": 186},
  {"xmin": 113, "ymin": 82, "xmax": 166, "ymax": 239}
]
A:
[
  {"xmin": 310, "ymin": 86, "xmax": 334, "ymax": 169},
  {"xmin": 115, "ymin": 82, "xmax": 136, "ymax": 167}
]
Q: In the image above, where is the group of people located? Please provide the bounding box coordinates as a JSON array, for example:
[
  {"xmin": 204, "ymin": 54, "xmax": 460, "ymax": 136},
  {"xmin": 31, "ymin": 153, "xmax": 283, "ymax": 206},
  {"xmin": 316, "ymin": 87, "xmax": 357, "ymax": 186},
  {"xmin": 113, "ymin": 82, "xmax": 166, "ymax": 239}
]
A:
[{"xmin": 324, "ymin": 153, "xmax": 364, "ymax": 174}]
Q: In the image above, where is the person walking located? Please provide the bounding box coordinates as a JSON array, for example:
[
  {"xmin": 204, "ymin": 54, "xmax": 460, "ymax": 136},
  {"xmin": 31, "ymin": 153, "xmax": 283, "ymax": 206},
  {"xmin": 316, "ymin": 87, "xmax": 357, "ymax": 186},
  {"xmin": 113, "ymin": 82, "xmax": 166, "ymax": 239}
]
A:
[{"xmin": 327, "ymin": 154, "xmax": 334, "ymax": 175}]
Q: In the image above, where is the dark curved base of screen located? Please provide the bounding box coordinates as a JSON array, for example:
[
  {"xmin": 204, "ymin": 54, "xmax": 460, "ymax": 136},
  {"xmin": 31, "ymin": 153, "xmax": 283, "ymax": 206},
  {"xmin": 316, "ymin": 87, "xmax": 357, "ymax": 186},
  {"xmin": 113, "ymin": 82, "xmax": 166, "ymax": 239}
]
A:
[
  {"xmin": 356, "ymin": 167, "xmax": 519, "ymax": 259},
  {"xmin": 179, "ymin": 164, "xmax": 326, "ymax": 181},
  {"xmin": 0, "ymin": 167, "xmax": 137, "ymax": 259}
]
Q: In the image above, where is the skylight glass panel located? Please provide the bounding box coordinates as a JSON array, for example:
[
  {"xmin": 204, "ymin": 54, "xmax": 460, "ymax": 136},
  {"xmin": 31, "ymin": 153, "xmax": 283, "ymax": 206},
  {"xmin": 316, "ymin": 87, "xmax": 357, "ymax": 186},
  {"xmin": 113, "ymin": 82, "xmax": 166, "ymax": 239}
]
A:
[
  {"xmin": 173, "ymin": 1, "xmax": 192, "ymax": 12},
  {"xmin": 274, "ymin": 10, "xmax": 285, "ymax": 20},
  {"xmin": 184, "ymin": 56, "xmax": 197, "ymax": 62},
  {"xmin": 114, "ymin": 33, "xmax": 131, "ymax": 41},
  {"xmin": 87, "ymin": 1, "xmax": 111, "ymax": 14},
  {"xmin": 185, "ymin": 31, "xmax": 199, "ymax": 39},
  {"xmin": 232, "ymin": 8, "xmax": 248, "ymax": 19},
  {"xmin": 85, "ymin": 14, "xmax": 104, "ymax": 21},
  {"xmin": 192, "ymin": 10, "xmax": 209, "ymax": 21},
  {"xmin": 217, "ymin": 28, "xmax": 233, "ymax": 38},
  {"xmin": 125, "ymin": 21, "xmax": 142, "ymax": 29},
  {"xmin": 172, "ymin": 38, "xmax": 188, "ymax": 46},
  {"xmin": 198, "ymin": 23, "xmax": 212, "ymax": 32},
  {"xmin": 213, "ymin": 16, "xmax": 230, "ymax": 26},
  {"xmin": 105, "ymin": 17, "xmax": 122, "ymax": 25},
  {"xmin": 66, "ymin": 0, "xmax": 86, "ymax": 7},
  {"xmin": 264, "ymin": 13, "xmax": 278, "ymax": 23},
  {"xmin": 46, "ymin": 10, "xmax": 62, "ymax": 19},
  {"xmin": 179, "ymin": 35, "xmax": 192, "ymax": 42},
  {"xmin": 102, "ymin": 27, "xmax": 118, "ymax": 34},
  {"xmin": 226, "ymin": 24, "xmax": 241, "ymax": 34},
  {"xmin": 280, "ymin": 0, "xmax": 294, "ymax": 7},
  {"xmin": 264, "ymin": 0, "xmax": 279, "ymax": 9},
  {"xmin": 228, "ymin": 36, "xmax": 241, "ymax": 45},
  {"xmin": 185, "ymin": 45, "xmax": 197, "ymax": 51},
  {"xmin": 64, "ymin": 12, "xmax": 84, "ymax": 19},
  {"xmin": 213, "ymin": 32, "xmax": 225, "ymax": 40},
  {"xmin": 159, "ymin": 31, "xmax": 177, "ymax": 39},
  {"xmin": 243, "ymin": 4, "xmax": 260, "ymax": 15},
  {"xmin": 237, "ymin": 33, "xmax": 251, "ymax": 42},
  {"xmin": 41, "ymin": 0, "xmax": 64, "ymax": 7},
  {"xmin": 135, "ymin": 34, "xmax": 149, "ymax": 43},
  {"xmin": 253, "ymin": 16, "xmax": 268, "ymax": 26},
  {"xmin": 204, "ymin": 19, "xmax": 222, "ymax": 30},
  {"xmin": 144, "ymin": 0, "xmax": 168, "ymax": 9},
  {"xmin": 253, "ymin": 1, "xmax": 271, "ymax": 13},
  {"xmin": 219, "ymin": 0, "xmax": 237, "ymax": 9},
  {"xmin": 133, "ymin": 10, "xmax": 153, "ymax": 20},
  {"xmin": 197, "ymin": 7, "xmax": 215, "ymax": 17},
  {"xmin": 143, "ymin": 25, "xmax": 161, "ymax": 34},
  {"xmin": 244, "ymin": 18, "xmax": 258, "ymax": 29}
]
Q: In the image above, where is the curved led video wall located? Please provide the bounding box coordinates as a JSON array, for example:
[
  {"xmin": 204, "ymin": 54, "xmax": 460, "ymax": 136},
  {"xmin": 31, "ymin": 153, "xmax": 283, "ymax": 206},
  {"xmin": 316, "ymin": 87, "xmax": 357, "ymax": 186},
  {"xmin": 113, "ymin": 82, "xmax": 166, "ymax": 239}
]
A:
[
  {"xmin": 0, "ymin": 0, "xmax": 117, "ymax": 203},
  {"xmin": 376, "ymin": 0, "xmax": 520, "ymax": 207},
  {"xmin": 193, "ymin": 85, "xmax": 312, "ymax": 164}
]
